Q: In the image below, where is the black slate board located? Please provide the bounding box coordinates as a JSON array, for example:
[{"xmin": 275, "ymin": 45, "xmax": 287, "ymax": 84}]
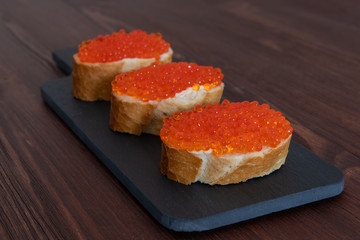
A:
[
  {"xmin": 52, "ymin": 48, "xmax": 77, "ymax": 74},
  {"xmin": 41, "ymin": 49, "xmax": 344, "ymax": 232}
]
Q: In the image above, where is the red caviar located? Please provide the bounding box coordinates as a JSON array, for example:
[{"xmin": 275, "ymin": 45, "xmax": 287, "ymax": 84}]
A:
[
  {"xmin": 111, "ymin": 62, "xmax": 224, "ymax": 102},
  {"xmin": 77, "ymin": 29, "xmax": 170, "ymax": 63},
  {"xmin": 160, "ymin": 100, "xmax": 293, "ymax": 156}
]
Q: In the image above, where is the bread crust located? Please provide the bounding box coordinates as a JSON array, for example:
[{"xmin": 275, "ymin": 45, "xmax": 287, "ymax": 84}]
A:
[
  {"xmin": 109, "ymin": 93, "xmax": 157, "ymax": 136},
  {"xmin": 109, "ymin": 83, "xmax": 224, "ymax": 136},
  {"xmin": 160, "ymin": 135, "xmax": 292, "ymax": 185},
  {"xmin": 72, "ymin": 48, "xmax": 173, "ymax": 101},
  {"xmin": 160, "ymin": 144, "xmax": 203, "ymax": 185}
]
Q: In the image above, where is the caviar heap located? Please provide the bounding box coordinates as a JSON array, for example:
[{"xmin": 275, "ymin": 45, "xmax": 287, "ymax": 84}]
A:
[
  {"xmin": 77, "ymin": 29, "xmax": 170, "ymax": 63},
  {"xmin": 160, "ymin": 100, "xmax": 293, "ymax": 156},
  {"xmin": 111, "ymin": 62, "xmax": 224, "ymax": 102}
]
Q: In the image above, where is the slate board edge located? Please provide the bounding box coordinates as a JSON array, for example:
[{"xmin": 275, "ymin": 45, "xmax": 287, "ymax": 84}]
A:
[{"xmin": 163, "ymin": 179, "xmax": 344, "ymax": 232}]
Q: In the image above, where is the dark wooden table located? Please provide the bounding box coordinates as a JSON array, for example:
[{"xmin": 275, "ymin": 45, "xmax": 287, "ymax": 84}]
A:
[{"xmin": 1, "ymin": 0, "xmax": 359, "ymax": 239}]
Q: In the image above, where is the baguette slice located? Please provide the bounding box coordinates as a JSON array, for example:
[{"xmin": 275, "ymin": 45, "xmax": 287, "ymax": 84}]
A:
[
  {"xmin": 72, "ymin": 30, "xmax": 173, "ymax": 101},
  {"xmin": 110, "ymin": 83, "xmax": 224, "ymax": 135},
  {"xmin": 161, "ymin": 135, "xmax": 291, "ymax": 185},
  {"xmin": 160, "ymin": 100, "xmax": 293, "ymax": 185},
  {"xmin": 109, "ymin": 62, "xmax": 225, "ymax": 135}
]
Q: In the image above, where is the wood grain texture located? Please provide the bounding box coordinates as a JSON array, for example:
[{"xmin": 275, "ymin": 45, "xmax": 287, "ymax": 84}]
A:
[{"xmin": 0, "ymin": 0, "xmax": 359, "ymax": 239}]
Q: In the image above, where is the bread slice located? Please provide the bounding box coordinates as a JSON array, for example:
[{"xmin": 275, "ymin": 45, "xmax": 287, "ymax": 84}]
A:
[
  {"xmin": 72, "ymin": 48, "xmax": 173, "ymax": 101},
  {"xmin": 160, "ymin": 135, "xmax": 291, "ymax": 185},
  {"xmin": 109, "ymin": 83, "xmax": 224, "ymax": 135},
  {"xmin": 159, "ymin": 100, "xmax": 293, "ymax": 185},
  {"xmin": 109, "ymin": 62, "xmax": 225, "ymax": 136}
]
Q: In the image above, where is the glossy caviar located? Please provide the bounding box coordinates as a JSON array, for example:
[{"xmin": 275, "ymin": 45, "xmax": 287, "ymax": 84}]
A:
[
  {"xmin": 111, "ymin": 62, "xmax": 224, "ymax": 102},
  {"xmin": 77, "ymin": 29, "xmax": 170, "ymax": 63},
  {"xmin": 160, "ymin": 100, "xmax": 293, "ymax": 156}
]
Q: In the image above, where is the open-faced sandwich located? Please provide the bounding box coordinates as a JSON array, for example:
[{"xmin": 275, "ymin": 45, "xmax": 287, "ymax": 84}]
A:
[
  {"xmin": 160, "ymin": 100, "xmax": 293, "ymax": 185},
  {"xmin": 72, "ymin": 29, "xmax": 173, "ymax": 101},
  {"xmin": 109, "ymin": 62, "xmax": 225, "ymax": 135}
]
